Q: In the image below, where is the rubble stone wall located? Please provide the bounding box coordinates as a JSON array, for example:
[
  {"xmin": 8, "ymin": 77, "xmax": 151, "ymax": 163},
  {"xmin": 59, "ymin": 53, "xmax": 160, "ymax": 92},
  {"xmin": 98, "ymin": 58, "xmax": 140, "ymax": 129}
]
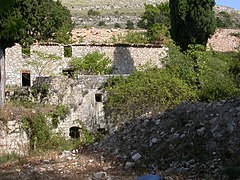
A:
[
  {"xmin": 5, "ymin": 43, "xmax": 167, "ymax": 86},
  {"xmin": 47, "ymin": 75, "xmax": 110, "ymax": 138},
  {"xmin": 0, "ymin": 120, "xmax": 29, "ymax": 156}
]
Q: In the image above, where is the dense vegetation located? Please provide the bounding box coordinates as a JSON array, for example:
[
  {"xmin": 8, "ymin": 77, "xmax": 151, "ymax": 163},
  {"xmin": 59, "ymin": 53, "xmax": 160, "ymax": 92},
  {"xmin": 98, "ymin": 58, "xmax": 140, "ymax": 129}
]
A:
[
  {"xmin": 0, "ymin": 0, "xmax": 73, "ymax": 48},
  {"xmin": 69, "ymin": 51, "xmax": 113, "ymax": 75},
  {"xmin": 103, "ymin": 44, "xmax": 240, "ymax": 124}
]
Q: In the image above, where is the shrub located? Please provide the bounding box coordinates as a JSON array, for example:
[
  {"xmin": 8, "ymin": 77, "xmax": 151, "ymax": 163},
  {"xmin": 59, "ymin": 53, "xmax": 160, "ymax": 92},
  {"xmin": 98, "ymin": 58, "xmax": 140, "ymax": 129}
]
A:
[
  {"xmin": 114, "ymin": 23, "xmax": 121, "ymax": 28},
  {"xmin": 126, "ymin": 20, "xmax": 134, "ymax": 29},
  {"xmin": 69, "ymin": 51, "xmax": 112, "ymax": 75},
  {"xmin": 163, "ymin": 44, "xmax": 240, "ymax": 101},
  {"xmin": 87, "ymin": 9, "xmax": 100, "ymax": 16},
  {"xmin": 124, "ymin": 31, "xmax": 148, "ymax": 44},
  {"xmin": 98, "ymin": 21, "xmax": 106, "ymax": 26},
  {"xmin": 103, "ymin": 68, "xmax": 197, "ymax": 124}
]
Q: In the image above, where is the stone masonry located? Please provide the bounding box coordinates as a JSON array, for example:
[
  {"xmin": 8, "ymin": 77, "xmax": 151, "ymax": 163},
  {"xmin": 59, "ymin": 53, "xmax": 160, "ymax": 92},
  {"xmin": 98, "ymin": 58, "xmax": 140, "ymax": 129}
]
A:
[
  {"xmin": 5, "ymin": 43, "xmax": 167, "ymax": 87},
  {"xmin": 0, "ymin": 119, "xmax": 29, "ymax": 156}
]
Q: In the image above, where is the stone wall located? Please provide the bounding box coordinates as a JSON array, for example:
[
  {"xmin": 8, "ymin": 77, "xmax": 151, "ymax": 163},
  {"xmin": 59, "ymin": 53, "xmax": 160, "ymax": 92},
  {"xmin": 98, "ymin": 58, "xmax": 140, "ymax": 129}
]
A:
[
  {"xmin": 47, "ymin": 75, "xmax": 110, "ymax": 138},
  {"xmin": 5, "ymin": 43, "xmax": 167, "ymax": 87},
  {"xmin": 0, "ymin": 120, "xmax": 29, "ymax": 156}
]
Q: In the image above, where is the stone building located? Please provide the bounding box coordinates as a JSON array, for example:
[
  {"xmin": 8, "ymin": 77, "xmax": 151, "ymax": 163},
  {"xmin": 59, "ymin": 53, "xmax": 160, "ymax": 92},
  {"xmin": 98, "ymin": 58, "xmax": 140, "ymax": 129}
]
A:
[
  {"xmin": 5, "ymin": 43, "xmax": 167, "ymax": 87},
  {"xmin": 1, "ymin": 43, "xmax": 167, "ymax": 155}
]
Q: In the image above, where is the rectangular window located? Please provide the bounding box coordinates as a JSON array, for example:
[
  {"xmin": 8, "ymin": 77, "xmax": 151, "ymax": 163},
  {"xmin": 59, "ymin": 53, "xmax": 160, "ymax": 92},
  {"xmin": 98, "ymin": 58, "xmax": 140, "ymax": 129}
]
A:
[{"xmin": 22, "ymin": 72, "xmax": 31, "ymax": 86}]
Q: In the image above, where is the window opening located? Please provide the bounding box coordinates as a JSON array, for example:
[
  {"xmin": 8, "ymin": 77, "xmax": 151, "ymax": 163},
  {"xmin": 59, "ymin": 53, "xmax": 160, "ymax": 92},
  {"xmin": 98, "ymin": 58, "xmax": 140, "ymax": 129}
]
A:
[
  {"xmin": 95, "ymin": 93, "xmax": 102, "ymax": 102},
  {"xmin": 22, "ymin": 72, "xmax": 31, "ymax": 86},
  {"xmin": 69, "ymin": 127, "xmax": 80, "ymax": 138}
]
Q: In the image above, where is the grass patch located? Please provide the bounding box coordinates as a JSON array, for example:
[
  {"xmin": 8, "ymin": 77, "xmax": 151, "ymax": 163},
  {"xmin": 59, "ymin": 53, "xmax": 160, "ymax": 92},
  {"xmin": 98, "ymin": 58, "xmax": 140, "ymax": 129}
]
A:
[{"xmin": 0, "ymin": 153, "xmax": 19, "ymax": 165}]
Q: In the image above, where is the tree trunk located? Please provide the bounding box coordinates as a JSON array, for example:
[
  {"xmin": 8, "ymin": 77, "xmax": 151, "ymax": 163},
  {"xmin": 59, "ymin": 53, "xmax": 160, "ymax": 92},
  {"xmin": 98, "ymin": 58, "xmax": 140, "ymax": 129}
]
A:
[{"xmin": 0, "ymin": 45, "xmax": 5, "ymax": 107}]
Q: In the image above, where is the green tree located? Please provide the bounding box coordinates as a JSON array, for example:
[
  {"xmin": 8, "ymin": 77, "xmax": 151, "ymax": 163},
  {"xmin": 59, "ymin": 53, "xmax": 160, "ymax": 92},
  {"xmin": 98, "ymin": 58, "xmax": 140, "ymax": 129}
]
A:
[
  {"xmin": 0, "ymin": 0, "xmax": 73, "ymax": 107},
  {"xmin": 169, "ymin": 0, "xmax": 216, "ymax": 50},
  {"xmin": 138, "ymin": 3, "xmax": 170, "ymax": 43}
]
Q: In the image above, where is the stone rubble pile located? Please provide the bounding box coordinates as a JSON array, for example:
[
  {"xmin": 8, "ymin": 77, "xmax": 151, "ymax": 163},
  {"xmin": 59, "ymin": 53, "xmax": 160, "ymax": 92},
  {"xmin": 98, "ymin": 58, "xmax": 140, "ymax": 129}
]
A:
[{"xmin": 90, "ymin": 98, "xmax": 240, "ymax": 179}]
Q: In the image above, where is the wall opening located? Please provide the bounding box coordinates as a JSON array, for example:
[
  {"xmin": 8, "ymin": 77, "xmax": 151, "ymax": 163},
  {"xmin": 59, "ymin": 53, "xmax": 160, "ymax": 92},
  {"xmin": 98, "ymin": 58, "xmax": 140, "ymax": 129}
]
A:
[
  {"xmin": 22, "ymin": 72, "xmax": 31, "ymax": 87},
  {"xmin": 69, "ymin": 127, "xmax": 80, "ymax": 138},
  {"xmin": 64, "ymin": 46, "xmax": 72, "ymax": 57},
  {"xmin": 62, "ymin": 68, "xmax": 74, "ymax": 78},
  {"xmin": 95, "ymin": 93, "xmax": 102, "ymax": 102}
]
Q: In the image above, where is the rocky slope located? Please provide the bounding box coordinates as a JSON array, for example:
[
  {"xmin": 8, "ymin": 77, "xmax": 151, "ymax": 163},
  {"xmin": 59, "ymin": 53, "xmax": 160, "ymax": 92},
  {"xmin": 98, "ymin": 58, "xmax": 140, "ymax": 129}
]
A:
[
  {"xmin": 90, "ymin": 98, "xmax": 240, "ymax": 179},
  {"xmin": 0, "ymin": 99, "xmax": 239, "ymax": 179}
]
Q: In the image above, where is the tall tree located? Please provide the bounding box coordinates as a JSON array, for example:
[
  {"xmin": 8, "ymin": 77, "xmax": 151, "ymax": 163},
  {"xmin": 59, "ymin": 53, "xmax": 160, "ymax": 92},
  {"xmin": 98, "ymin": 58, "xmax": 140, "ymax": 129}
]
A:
[
  {"xmin": 0, "ymin": 0, "xmax": 73, "ymax": 107},
  {"xmin": 169, "ymin": 0, "xmax": 216, "ymax": 50}
]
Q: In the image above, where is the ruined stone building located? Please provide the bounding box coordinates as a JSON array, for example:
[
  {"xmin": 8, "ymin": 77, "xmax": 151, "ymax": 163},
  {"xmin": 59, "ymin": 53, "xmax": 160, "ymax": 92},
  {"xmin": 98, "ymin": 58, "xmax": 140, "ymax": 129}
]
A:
[{"xmin": 1, "ymin": 43, "xmax": 167, "ymax": 155}]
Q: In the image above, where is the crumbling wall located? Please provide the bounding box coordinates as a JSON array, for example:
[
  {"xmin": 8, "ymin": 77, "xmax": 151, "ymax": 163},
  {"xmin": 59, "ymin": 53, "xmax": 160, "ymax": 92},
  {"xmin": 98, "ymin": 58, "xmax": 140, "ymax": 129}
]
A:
[
  {"xmin": 0, "ymin": 120, "xmax": 29, "ymax": 156},
  {"xmin": 5, "ymin": 43, "xmax": 167, "ymax": 86},
  {"xmin": 47, "ymin": 75, "xmax": 110, "ymax": 138}
]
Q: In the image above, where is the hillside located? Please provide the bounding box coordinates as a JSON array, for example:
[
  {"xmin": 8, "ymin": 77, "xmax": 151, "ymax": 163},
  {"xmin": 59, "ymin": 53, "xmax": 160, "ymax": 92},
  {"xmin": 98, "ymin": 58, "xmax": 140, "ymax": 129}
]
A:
[{"xmin": 61, "ymin": 0, "xmax": 240, "ymax": 28}]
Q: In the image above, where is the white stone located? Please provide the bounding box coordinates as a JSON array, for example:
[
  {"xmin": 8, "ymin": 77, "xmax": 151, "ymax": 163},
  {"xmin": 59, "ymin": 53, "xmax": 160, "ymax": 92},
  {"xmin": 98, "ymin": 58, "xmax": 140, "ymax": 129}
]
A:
[{"xmin": 131, "ymin": 153, "xmax": 142, "ymax": 161}]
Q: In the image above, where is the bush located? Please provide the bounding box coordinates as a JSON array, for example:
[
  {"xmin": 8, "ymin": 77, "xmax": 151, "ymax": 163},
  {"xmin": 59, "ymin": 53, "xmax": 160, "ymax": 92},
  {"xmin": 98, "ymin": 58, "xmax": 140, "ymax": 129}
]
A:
[
  {"xmin": 124, "ymin": 31, "xmax": 148, "ymax": 44},
  {"xmin": 69, "ymin": 51, "xmax": 112, "ymax": 75},
  {"xmin": 87, "ymin": 9, "xmax": 100, "ymax": 16},
  {"xmin": 163, "ymin": 44, "xmax": 240, "ymax": 101},
  {"xmin": 126, "ymin": 20, "xmax": 134, "ymax": 29},
  {"xmin": 98, "ymin": 21, "xmax": 106, "ymax": 26},
  {"xmin": 103, "ymin": 68, "xmax": 197, "ymax": 124},
  {"xmin": 114, "ymin": 23, "xmax": 121, "ymax": 28}
]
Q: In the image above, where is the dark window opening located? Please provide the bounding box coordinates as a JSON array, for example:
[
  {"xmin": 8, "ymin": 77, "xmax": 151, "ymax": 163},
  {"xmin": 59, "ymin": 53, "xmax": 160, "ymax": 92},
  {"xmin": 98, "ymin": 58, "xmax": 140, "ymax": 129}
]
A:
[
  {"xmin": 69, "ymin": 127, "xmax": 80, "ymax": 138},
  {"xmin": 22, "ymin": 72, "xmax": 31, "ymax": 86},
  {"xmin": 95, "ymin": 94, "xmax": 102, "ymax": 102},
  {"xmin": 64, "ymin": 46, "xmax": 72, "ymax": 57},
  {"xmin": 62, "ymin": 68, "xmax": 74, "ymax": 77},
  {"xmin": 97, "ymin": 128, "xmax": 107, "ymax": 135}
]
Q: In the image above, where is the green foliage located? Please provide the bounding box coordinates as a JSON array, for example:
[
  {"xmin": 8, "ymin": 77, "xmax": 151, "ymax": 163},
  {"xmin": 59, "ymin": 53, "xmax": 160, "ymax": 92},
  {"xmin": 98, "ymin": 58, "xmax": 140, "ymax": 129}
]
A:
[
  {"xmin": 147, "ymin": 24, "xmax": 171, "ymax": 44},
  {"xmin": 88, "ymin": 9, "xmax": 100, "ymax": 16},
  {"xmin": 64, "ymin": 46, "xmax": 72, "ymax": 57},
  {"xmin": 69, "ymin": 51, "xmax": 112, "ymax": 75},
  {"xmin": 126, "ymin": 20, "xmax": 134, "ymax": 29},
  {"xmin": 49, "ymin": 105, "xmax": 70, "ymax": 128},
  {"xmin": 124, "ymin": 31, "xmax": 149, "ymax": 44},
  {"xmin": 22, "ymin": 46, "xmax": 30, "ymax": 57},
  {"xmin": 79, "ymin": 126, "xmax": 96, "ymax": 145},
  {"xmin": 98, "ymin": 20, "xmax": 106, "ymax": 26},
  {"xmin": 216, "ymin": 11, "xmax": 234, "ymax": 28},
  {"xmin": 0, "ymin": 0, "xmax": 73, "ymax": 48},
  {"xmin": 163, "ymin": 43, "xmax": 240, "ymax": 101},
  {"xmin": 22, "ymin": 114, "xmax": 51, "ymax": 150},
  {"xmin": 110, "ymin": 31, "xmax": 148, "ymax": 44},
  {"xmin": 139, "ymin": 2, "xmax": 170, "ymax": 43},
  {"xmin": 114, "ymin": 23, "xmax": 121, "ymax": 28},
  {"xmin": 0, "ymin": 153, "xmax": 19, "ymax": 165},
  {"xmin": 169, "ymin": 0, "xmax": 216, "ymax": 50},
  {"xmin": 103, "ymin": 68, "xmax": 197, "ymax": 123},
  {"xmin": 31, "ymin": 83, "xmax": 49, "ymax": 102},
  {"xmin": 139, "ymin": 3, "xmax": 170, "ymax": 29},
  {"xmin": 20, "ymin": 103, "xmax": 72, "ymax": 152}
]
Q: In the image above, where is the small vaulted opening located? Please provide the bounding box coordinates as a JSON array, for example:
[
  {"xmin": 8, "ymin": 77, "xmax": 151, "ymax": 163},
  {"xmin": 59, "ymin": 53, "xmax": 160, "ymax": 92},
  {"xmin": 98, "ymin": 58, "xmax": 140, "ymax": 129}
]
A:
[
  {"xmin": 69, "ymin": 126, "xmax": 80, "ymax": 138},
  {"xmin": 22, "ymin": 72, "xmax": 31, "ymax": 87}
]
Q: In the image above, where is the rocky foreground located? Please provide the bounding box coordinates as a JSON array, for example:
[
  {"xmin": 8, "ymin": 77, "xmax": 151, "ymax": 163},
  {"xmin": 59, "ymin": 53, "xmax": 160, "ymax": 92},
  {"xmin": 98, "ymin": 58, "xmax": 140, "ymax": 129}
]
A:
[
  {"xmin": 90, "ymin": 98, "xmax": 240, "ymax": 179},
  {"xmin": 0, "ymin": 98, "xmax": 240, "ymax": 179}
]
